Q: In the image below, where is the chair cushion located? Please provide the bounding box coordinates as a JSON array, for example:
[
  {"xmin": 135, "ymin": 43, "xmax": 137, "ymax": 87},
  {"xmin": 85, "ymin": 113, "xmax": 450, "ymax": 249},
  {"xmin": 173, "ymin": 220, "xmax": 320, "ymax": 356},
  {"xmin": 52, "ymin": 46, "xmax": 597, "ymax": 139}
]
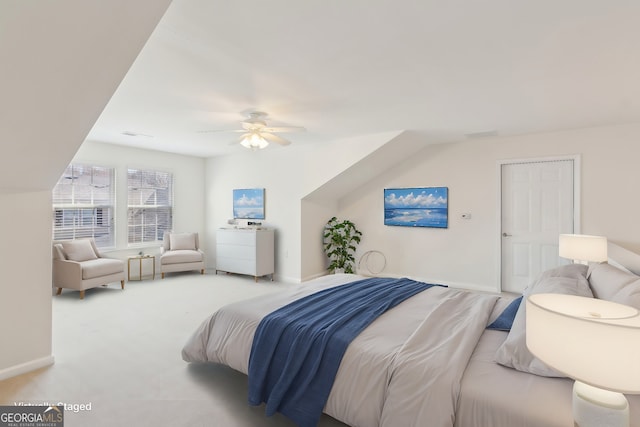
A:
[
  {"xmin": 170, "ymin": 233, "xmax": 197, "ymax": 250},
  {"xmin": 161, "ymin": 250, "xmax": 202, "ymax": 264},
  {"xmin": 81, "ymin": 258, "xmax": 124, "ymax": 280},
  {"xmin": 53, "ymin": 244, "xmax": 66, "ymax": 260},
  {"xmin": 62, "ymin": 239, "xmax": 98, "ymax": 262}
]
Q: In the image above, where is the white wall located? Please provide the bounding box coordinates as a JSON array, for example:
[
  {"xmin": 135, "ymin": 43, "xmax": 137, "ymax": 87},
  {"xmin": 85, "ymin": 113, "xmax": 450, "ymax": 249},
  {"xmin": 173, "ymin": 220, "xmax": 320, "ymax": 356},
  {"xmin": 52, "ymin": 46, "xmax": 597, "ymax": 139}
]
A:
[
  {"xmin": 337, "ymin": 123, "xmax": 640, "ymax": 292},
  {"xmin": 300, "ymin": 131, "xmax": 439, "ymax": 280},
  {"xmin": 301, "ymin": 198, "xmax": 338, "ymax": 280},
  {"xmin": 74, "ymin": 141, "xmax": 205, "ymax": 266},
  {"xmin": 0, "ymin": 191, "xmax": 54, "ymax": 379},
  {"xmin": 206, "ymin": 146, "xmax": 307, "ymax": 282}
]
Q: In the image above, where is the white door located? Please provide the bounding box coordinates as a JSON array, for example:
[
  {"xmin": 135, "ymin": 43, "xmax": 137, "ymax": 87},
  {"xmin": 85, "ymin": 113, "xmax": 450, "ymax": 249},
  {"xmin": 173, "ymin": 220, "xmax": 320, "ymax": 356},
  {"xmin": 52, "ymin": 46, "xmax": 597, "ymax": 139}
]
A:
[{"xmin": 501, "ymin": 159, "xmax": 576, "ymax": 293}]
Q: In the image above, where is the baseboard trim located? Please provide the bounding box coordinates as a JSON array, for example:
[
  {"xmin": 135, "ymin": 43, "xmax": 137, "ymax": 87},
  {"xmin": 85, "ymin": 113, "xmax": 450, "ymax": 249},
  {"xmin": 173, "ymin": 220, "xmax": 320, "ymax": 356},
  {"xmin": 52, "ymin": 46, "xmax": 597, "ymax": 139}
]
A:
[
  {"xmin": 299, "ymin": 271, "xmax": 328, "ymax": 283},
  {"xmin": 0, "ymin": 355, "xmax": 55, "ymax": 381}
]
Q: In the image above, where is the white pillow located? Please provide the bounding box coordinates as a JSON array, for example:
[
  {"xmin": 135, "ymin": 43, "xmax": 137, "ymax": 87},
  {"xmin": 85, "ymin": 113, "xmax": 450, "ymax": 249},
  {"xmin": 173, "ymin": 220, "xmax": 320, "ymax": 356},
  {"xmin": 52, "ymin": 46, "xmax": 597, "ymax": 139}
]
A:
[
  {"xmin": 170, "ymin": 233, "xmax": 196, "ymax": 251},
  {"xmin": 494, "ymin": 264, "xmax": 592, "ymax": 377},
  {"xmin": 61, "ymin": 239, "xmax": 98, "ymax": 262},
  {"xmin": 588, "ymin": 262, "xmax": 640, "ymax": 309}
]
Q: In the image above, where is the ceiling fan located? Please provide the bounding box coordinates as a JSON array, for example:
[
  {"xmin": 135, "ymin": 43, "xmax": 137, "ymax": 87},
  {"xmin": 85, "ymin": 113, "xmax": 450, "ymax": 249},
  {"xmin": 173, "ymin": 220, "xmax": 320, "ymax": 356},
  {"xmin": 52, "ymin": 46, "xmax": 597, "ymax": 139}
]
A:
[{"xmin": 201, "ymin": 111, "xmax": 305, "ymax": 150}]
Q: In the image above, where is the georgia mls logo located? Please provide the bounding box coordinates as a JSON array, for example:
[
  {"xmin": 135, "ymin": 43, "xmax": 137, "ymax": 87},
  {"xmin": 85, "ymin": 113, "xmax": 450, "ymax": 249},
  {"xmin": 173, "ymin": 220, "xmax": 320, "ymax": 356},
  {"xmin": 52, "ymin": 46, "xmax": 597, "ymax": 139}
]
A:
[
  {"xmin": 0, "ymin": 405, "xmax": 64, "ymax": 426},
  {"xmin": 44, "ymin": 405, "xmax": 63, "ymax": 418}
]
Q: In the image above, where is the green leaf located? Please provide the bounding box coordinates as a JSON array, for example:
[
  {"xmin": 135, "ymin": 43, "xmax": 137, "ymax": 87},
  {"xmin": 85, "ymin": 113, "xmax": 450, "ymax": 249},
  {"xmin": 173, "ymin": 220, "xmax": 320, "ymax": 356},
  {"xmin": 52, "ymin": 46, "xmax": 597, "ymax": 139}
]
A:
[{"xmin": 323, "ymin": 217, "xmax": 363, "ymax": 272}]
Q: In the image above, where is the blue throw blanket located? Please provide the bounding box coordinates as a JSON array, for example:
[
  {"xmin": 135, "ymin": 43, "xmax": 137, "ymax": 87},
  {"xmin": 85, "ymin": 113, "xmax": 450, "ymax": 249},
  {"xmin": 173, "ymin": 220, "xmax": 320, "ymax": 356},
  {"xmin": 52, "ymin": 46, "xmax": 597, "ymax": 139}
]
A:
[{"xmin": 247, "ymin": 277, "xmax": 441, "ymax": 427}]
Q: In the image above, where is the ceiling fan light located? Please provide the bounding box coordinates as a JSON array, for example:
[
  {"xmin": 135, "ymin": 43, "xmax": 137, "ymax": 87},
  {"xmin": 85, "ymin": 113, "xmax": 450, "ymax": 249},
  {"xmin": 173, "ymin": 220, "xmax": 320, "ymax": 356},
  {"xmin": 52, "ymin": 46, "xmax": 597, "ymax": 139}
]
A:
[{"xmin": 240, "ymin": 133, "xmax": 269, "ymax": 150}]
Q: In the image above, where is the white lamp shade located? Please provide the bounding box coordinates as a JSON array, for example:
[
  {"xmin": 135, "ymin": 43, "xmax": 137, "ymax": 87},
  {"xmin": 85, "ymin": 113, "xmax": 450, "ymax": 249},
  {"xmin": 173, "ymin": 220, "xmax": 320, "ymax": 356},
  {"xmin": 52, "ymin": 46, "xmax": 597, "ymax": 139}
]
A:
[
  {"xmin": 527, "ymin": 293, "xmax": 640, "ymax": 393},
  {"xmin": 559, "ymin": 234, "xmax": 608, "ymax": 263}
]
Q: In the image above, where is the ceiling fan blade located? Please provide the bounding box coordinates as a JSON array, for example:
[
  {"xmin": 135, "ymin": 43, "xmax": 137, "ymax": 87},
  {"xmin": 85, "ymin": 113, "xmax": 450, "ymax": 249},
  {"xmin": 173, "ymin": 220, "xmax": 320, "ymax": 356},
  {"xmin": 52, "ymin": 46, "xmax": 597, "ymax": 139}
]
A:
[
  {"xmin": 261, "ymin": 133, "xmax": 291, "ymax": 146},
  {"xmin": 200, "ymin": 111, "xmax": 301, "ymax": 148},
  {"xmin": 262, "ymin": 126, "xmax": 306, "ymax": 133},
  {"xmin": 198, "ymin": 129, "xmax": 245, "ymax": 134},
  {"xmin": 242, "ymin": 116, "xmax": 267, "ymax": 131}
]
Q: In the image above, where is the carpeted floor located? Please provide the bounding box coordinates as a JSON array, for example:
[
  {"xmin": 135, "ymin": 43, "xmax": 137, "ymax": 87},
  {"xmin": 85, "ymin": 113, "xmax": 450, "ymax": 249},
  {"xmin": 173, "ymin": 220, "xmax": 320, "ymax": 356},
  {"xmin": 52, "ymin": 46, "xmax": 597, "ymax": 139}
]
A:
[{"xmin": 0, "ymin": 272, "xmax": 348, "ymax": 427}]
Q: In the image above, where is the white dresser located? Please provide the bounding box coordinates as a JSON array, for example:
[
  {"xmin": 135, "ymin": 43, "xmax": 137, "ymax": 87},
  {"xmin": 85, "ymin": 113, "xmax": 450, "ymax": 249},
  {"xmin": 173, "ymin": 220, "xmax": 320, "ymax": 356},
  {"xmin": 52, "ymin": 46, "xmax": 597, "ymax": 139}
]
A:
[{"xmin": 215, "ymin": 228, "xmax": 275, "ymax": 281}]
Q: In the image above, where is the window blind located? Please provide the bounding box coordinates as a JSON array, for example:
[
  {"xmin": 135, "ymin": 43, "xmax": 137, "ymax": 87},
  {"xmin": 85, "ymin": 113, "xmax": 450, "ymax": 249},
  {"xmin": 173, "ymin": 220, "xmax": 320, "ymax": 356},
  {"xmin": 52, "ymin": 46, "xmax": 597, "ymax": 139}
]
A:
[
  {"xmin": 52, "ymin": 164, "xmax": 115, "ymax": 247},
  {"xmin": 127, "ymin": 168, "xmax": 173, "ymax": 244}
]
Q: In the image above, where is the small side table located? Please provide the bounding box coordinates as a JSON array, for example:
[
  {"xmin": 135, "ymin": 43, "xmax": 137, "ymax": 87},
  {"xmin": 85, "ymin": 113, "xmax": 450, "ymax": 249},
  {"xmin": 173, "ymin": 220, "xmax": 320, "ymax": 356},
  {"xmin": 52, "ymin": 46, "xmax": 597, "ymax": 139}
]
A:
[{"xmin": 128, "ymin": 255, "xmax": 156, "ymax": 281}]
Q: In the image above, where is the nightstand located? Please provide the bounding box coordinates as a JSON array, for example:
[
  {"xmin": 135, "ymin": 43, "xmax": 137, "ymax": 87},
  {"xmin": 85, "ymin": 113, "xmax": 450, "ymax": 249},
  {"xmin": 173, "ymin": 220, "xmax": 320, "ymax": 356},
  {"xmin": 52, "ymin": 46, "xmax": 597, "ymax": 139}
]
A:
[{"xmin": 128, "ymin": 255, "xmax": 156, "ymax": 281}]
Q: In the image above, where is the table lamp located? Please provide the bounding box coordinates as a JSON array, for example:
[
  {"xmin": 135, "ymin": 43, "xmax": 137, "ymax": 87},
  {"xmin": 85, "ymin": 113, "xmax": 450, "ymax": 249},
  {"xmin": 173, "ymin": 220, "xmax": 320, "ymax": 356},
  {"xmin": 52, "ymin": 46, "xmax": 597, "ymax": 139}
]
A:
[
  {"xmin": 559, "ymin": 234, "xmax": 608, "ymax": 264},
  {"xmin": 527, "ymin": 294, "xmax": 640, "ymax": 427}
]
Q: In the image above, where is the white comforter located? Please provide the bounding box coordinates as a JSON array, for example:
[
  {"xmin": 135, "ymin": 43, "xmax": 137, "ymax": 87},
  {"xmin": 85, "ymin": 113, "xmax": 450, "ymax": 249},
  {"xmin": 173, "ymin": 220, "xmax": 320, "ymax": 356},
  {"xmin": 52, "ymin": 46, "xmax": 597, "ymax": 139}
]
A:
[{"xmin": 182, "ymin": 274, "xmax": 499, "ymax": 427}]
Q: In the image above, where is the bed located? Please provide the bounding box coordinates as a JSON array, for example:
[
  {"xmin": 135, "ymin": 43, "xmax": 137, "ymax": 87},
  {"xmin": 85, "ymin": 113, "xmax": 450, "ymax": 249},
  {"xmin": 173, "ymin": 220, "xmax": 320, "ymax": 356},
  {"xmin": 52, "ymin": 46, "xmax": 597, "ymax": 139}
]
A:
[{"xmin": 182, "ymin": 262, "xmax": 640, "ymax": 427}]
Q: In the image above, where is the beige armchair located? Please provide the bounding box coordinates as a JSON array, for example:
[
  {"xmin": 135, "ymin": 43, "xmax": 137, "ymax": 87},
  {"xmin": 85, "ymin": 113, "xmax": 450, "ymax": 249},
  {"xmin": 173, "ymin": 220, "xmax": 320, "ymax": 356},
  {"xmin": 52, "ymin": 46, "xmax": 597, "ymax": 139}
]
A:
[
  {"xmin": 160, "ymin": 231, "xmax": 205, "ymax": 278},
  {"xmin": 52, "ymin": 238, "xmax": 125, "ymax": 299}
]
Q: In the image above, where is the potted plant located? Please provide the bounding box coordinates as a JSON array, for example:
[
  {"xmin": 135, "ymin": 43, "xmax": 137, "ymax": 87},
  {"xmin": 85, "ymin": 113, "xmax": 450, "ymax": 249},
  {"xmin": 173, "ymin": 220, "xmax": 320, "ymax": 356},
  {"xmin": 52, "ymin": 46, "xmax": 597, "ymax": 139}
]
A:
[{"xmin": 323, "ymin": 216, "xmax": 363, "ymax": 274}]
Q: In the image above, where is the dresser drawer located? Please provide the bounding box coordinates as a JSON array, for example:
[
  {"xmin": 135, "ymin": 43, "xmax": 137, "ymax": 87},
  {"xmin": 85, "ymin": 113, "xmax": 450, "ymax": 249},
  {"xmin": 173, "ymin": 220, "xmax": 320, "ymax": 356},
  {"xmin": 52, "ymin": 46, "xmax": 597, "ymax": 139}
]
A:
[
  {"xmin": 216, "ymin": 257, "xmax": 255, "ymax": 276},
  {"xmin": 216, "ymin": 243, "xmax": 255, "ymax": 260},
  {"xmin": 217, "ymin": 229, "xmax": 256, "ymax": 246}
]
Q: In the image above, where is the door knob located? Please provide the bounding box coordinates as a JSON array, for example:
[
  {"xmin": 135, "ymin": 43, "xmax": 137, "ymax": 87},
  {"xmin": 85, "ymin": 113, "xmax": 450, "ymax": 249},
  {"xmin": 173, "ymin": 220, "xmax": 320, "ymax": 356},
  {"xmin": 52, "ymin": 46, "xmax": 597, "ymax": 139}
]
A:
[{"xmin": 502, "ymin": 232, "xmax": 512, "ymax": 237}]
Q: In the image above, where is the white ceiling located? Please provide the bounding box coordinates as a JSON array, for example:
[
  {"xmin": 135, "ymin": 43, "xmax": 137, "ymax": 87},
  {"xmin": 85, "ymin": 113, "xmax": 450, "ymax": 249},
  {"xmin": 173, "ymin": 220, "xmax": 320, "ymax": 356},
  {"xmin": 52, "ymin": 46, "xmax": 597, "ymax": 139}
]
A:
[{"xmin": 88, "ymin": 0, "xmax": 640, "ymax": 158}]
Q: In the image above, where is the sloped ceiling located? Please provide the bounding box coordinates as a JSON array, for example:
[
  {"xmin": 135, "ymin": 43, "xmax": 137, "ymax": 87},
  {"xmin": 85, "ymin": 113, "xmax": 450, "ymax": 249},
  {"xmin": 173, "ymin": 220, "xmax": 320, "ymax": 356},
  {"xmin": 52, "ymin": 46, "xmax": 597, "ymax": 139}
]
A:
[
  {"xmin": 0, "ymin": 0, "xmax": 171, "ymax": 193},
  {"xmin": 87, "ymin": 0, "xmax": 640, "ymax": 157},
  {"xmin": 302, "ymin": 131, "xmax": 428, "ymax": 202}
]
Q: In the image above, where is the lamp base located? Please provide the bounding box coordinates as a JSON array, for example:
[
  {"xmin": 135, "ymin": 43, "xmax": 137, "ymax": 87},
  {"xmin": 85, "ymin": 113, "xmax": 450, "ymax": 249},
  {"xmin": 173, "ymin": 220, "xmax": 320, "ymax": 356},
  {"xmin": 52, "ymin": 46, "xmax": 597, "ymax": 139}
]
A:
[{"xmin": 573, "ymin": 381, "xmax": 629, "ymax": 427}]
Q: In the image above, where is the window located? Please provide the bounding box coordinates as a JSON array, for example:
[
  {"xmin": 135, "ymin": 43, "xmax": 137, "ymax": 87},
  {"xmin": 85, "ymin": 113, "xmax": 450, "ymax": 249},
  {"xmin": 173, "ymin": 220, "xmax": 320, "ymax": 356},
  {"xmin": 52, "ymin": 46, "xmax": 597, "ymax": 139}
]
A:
[
  {"xmin": 52, "ymin": 164, "xmax": 115, "ymax": 247},
  {"xmin": 127, "ymin": 168, "xmax": 173, "ymax": 245}
]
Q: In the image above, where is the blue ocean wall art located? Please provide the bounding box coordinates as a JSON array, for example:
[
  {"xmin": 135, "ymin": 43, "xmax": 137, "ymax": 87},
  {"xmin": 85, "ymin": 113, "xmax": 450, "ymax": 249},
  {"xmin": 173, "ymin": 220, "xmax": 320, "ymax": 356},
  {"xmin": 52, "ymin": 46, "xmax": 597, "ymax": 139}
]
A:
[
  {"xmin": 384, "ymin": 187, "xmax": 448, "ymax": 228},
  {"xmin": 233, "ymin": 188, "xmax": 265, "ymax": 219}
]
